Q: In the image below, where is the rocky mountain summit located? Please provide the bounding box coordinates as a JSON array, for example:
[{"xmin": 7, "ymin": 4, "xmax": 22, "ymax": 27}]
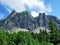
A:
[{"xmin": 0, "ymin": 11, "xmax": 60, "ymax": 31}]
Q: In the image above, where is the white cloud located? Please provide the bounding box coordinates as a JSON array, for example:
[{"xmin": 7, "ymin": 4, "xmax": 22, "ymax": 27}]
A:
[
  {"xmin": 31, "ymin": 11, "xmax": 39, "ymax": 17},
  {"xmin": 0, "ymin": 0, "xmax": 52, "ymax": 17},
  {"xmin": 0, "ymin": 14, "xmax": 4, "ymax": 20}
]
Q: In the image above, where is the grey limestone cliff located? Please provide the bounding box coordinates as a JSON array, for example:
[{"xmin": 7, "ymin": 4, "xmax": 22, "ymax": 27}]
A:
[{"xmin": 1, "ymin": 11, "xmax": 60, "ymax": 31}]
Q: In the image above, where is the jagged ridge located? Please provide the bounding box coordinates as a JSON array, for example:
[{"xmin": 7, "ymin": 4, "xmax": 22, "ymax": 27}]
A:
[{"xmin": 0, "ymin": 11, "xmax": 60, "ymax": 31}]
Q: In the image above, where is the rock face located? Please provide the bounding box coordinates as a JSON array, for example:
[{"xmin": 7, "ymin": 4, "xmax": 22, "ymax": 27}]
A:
[
  {"xmin": 0, "ymin": 20, "xmax": 5, "ymax": 26},
  {"xmin": 35, "ymin": 13, "xmax": 60, "ymax": 29},
  {"xmin": 35, "ymin": 13, "xmax": 49, "ymax": 29},
  {"xmin": 3, "ymin": 11, "xmax": 35, "ymax": 30},
  {"xmin": 1, "ymin": 11, "xmax": 60, "ymax": 31},
  {"xmin": 47, "ymin": 15, "xmax": 60, "ymax": 29}
]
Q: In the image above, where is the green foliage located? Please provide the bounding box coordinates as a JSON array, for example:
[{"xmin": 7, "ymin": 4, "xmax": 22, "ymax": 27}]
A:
[
  {"xmin": 49, "ymin": 21, "xmax": 60, "ymax": 45},
  {"xmin": 0, "ymin": 23, "xmax": 60, "ymax": 45},
  {"xmin": 49, "ymin": 21, "xmax": 58, "ymax": 31},
  {"xmin": 23, "ymin": 11, "xmax": 29, "ymax": 15},
  {"xmin": 40, "ymin": 41, "xmax": 54, "ymax": 45},
  {"xmin": 47, "ymin": 42, "xmax": 54, "ymax": 45},
  {"xmin": 0, "ymin": 24, "xmax": 2, "ymax": 30},
  {"xmin": 57, "ymin": 43, "xmax": 60, "ymax": 45}
]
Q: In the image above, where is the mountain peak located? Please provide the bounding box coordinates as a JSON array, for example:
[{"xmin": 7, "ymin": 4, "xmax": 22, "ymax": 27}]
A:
[
  {"xmin": 1, "ymin": 11, "xmax": 60, "ymax": 31},
  {"xmin": 22, "ymin": 11, "xmax": 29, "ymax": 14}
]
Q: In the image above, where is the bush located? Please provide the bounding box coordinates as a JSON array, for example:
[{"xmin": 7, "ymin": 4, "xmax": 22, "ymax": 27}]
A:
[{"xmin": 57, "ymin": 43, "xmax": 60, "ymax": 45}]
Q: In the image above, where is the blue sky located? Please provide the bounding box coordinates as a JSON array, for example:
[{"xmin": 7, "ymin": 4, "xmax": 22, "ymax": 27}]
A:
[
  {"xmin": 45, "ymin": 0, "xmax": 60, "ymax": 19},
  {"xmin": 0, "ymin": 0, "xmax": 60, "ymax": 19}
]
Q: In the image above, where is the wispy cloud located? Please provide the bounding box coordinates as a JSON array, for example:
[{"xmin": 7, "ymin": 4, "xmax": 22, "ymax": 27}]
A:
[{"xmin": 0, "ymin": 0, "xmax": 52, "ymax": 17}]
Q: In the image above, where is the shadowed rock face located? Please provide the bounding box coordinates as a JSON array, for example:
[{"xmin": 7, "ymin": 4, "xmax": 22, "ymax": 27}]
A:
[
  {"xmin": 35, "ymin": 13, "xmax": 60, "ymax": 29},
  {"xmin": 47, "ymin": 15, "xmax": 60, "ymax": 29},
  {"xmin": 35, "ymin": 13, "xmax": 49, "ymax": 29},
  {"xmin": 0, "ymin": 20, "xmax": 5, "ymax": 26},
  {"xmin": 1, "ymin": 11, "xmax": 60, "ymax": 31}
]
